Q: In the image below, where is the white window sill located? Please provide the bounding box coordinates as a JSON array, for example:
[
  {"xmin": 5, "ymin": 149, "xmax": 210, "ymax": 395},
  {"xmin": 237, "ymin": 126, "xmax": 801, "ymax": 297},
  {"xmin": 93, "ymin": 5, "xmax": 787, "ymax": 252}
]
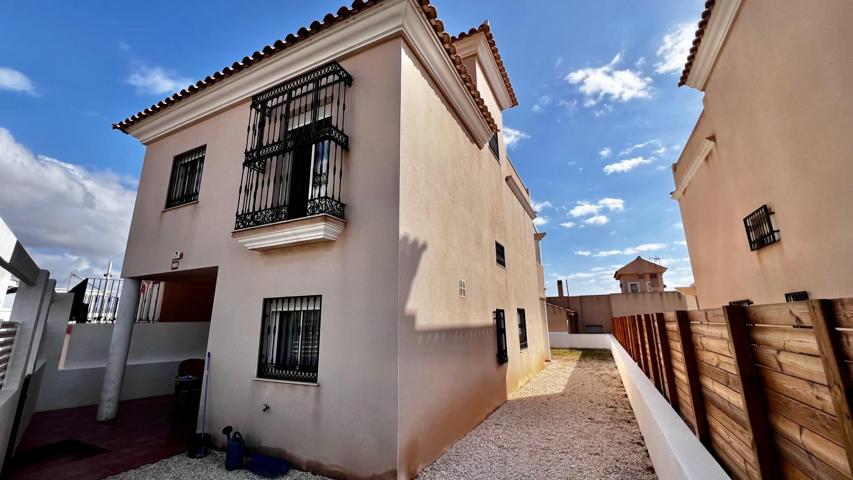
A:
[
  {"xmin": 232, "ymin": 214, "xmax": 345, "ymax": 251},
  {"xmin": 162, "ymin": 200, "xmax": 198, "ymax": 212},
  {"xmin": 252, "ymin": 377, "xmax": 319, "ymax": 387}
]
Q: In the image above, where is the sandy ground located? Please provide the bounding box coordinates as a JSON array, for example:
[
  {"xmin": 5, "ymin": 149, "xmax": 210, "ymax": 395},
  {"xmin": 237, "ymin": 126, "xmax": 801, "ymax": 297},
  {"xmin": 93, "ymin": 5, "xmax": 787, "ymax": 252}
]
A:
[
  {"xmin": 109, "ymin": 349, "xmax": 654, "ymax": 479},
  {"xmin": 417, "ymin": 349, "xmax": 656, "ymax": 479}
]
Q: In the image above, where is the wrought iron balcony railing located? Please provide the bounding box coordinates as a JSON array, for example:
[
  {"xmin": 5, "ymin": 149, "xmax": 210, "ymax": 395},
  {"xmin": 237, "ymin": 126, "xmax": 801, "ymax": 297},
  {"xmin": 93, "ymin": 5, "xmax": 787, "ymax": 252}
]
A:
[{"xmin": 235, "ymin": 61, "xmax": 351, "ymax": 230}]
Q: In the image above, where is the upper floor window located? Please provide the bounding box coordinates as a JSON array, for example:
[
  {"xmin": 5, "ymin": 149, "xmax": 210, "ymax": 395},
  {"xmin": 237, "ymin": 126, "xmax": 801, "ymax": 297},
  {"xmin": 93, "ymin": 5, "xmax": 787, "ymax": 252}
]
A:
[
  {"xmin": 628, "ymin": 282, "xmax": 640, "ymax": 293},
  {"xmin": 257, "ymin": 295, "xmax": 322, "ymax": 383},
  {"xmin": 488, "ymin": 132, "xmax": 500, "ymax": 161},
  {"xmin": 517, "ymin": 308, "xmax": 528, "ymax": 350},
  {"xmin": 236, "ymin": 62, "xmax": 352, "ymax": 230},
  {"xmin": 495, "ymin": 242, "xmax": 506, "ymax": 268},
  {"xmin": 729, "ymin": 299, "xmax": 753, "ymax": 307},
  {"xmin": 743, "ymin": 205, "xmax": 780, "ymax": 251},
  {"xmin": 165, "ymin": 145, "xmax": 206, "ymax": 208}
]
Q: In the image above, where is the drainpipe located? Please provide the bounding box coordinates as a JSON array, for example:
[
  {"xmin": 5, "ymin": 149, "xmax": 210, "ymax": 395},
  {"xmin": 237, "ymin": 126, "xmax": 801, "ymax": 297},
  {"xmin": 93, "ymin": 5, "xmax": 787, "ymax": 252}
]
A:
[{"xmin": 96, "ymin": 278, "xmax": 140, "ymax": 421}]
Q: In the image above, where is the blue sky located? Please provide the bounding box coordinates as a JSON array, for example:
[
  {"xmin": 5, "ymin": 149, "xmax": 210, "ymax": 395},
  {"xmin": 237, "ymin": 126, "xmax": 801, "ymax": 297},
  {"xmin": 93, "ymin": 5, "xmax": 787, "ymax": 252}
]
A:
[{"xmin": 0, "ymin": 1, "xmax": 704, "ymax": 293}]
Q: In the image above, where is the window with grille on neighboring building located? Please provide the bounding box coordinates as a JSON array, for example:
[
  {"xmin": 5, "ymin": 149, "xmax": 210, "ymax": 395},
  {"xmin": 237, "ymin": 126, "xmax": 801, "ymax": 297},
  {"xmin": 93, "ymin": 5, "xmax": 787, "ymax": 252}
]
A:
[
  {"xmin": 785, "ymin": 291, "xmax": 809, "ymax": 302},
  {"xmin": 165, "ymin": 145, "xmax": 206, "ymax": 208},
  {"xmin": 517, "ymin": 308, "xmax": 528, "ymax": 350},
  {"xmin": 628, "ymin": 282, "xmax": 640, "ymax": 293},
  {"xmin": 495, "ymin": 309, "xmax": 508, "ymax": 365},
  {"xmin": 257, "ymin": 295, "xmax": 322, "ymax": 383},
  {"xmin": 488, "ymin": 132, "xmax": 499, "ymax": 160},
  {"xmin": 495, "ymin": 242, "xmax": 506, "ymax": 268},
  {"xmin": 743, "ymin": 205, "xmax": 780, "ymax": 251},
  {"xmin": 729, "ymin": 299, "xmax": 754, "ymax": 307}
]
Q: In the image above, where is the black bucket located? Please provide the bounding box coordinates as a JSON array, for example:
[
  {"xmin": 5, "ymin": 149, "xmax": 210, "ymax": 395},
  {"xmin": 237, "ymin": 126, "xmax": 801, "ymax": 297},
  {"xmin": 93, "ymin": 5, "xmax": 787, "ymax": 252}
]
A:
[{"xmin": 187, "ymin": 432, "xmax": 212, "ymax": 458}]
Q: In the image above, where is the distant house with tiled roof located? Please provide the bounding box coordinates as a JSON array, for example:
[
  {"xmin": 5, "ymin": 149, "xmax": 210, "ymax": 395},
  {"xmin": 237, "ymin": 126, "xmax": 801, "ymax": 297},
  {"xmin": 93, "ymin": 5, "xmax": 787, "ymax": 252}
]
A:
[
  {"xmin": 103, "ymin": 1, "xmax": 549, "ymax": 478},
  {"xmin": 614, "ymin": 256, "xmax": 667, "ymax": 294}
]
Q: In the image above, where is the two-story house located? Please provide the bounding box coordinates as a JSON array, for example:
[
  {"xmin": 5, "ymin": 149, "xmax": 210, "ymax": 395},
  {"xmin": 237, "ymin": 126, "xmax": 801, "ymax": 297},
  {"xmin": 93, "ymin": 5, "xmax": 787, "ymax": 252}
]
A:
[{"xmin": 105, "ymin": 1, "xmax": 549, "ymax": 478}]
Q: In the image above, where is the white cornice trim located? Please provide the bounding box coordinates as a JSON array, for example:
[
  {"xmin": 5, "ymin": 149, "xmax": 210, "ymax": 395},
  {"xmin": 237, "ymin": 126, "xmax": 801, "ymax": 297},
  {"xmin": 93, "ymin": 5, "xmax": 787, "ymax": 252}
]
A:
[
  {"xmin": 399, "ymin": 2, "xmax": 493, "ymax": 146},
  {"xmin": 505, "ymin": 175, "xmax": 537, "ymax": 220},
  {"xmin": 672, "ymin": 137, "xmax": 715, "ymax": 200},
  {"xmin": 684, "ymin": 0, "xmax": 743, "ymax": 91},
  {"xmin": 232, "ymin": 215, "xmax": 345, "ymax": 250},
  {"xmin": 126, "ymin": 0, "xmax": 492, "ymax": 147},
  {"xmin": 453, "ymin": 34, "xmax": 513, "ymax": 111}
]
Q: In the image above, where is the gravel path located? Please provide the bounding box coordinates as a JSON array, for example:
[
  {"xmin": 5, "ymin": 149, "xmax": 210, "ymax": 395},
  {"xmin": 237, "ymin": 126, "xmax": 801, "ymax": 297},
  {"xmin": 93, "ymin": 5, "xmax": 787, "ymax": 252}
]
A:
[
  {"xmin": 108, "ymin": 350, "xmax": 654, "ymax": 479},
  {"xmin": 417, "ymin": 349, "xmax": 656, "ymax": 479}
]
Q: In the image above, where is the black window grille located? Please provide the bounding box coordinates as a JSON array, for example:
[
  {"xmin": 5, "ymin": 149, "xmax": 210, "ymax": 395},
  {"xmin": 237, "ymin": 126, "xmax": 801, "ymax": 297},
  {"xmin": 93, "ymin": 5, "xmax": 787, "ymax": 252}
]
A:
[
  {"xmin": 495, "ymin": 309, "xmax": 508, "ymax": 365},
  {"xmin": 517, "ymin": 309, "xmax": 528, "ymax": 350},
  {"xmin": 257, "ymin": 295, "xmax": 322, "ymax": 383},
  {"xmin": 496, "ymin": 242, "xmax": 506, "ymax": 268},
  {"xmin": 785, "ymin": 291, "xmax": 809, "ymax": 302},
  {"xmin": 488, "ymin": 132, "xmax": 499, "ymax": 160},
  {"xmin": 236, "ymin": 61, "xmax": 352, "ymax": 230},
  {"xmin": 166, "ymin": 145, "xmax": 205, "ymax": 208},
  {"xmin": 743, "ymin": 205, "xmax": 780, "ymax": 251},
  {"xmin": 729, "ymin": 299, "xmax": 754, "ymax": 307}
]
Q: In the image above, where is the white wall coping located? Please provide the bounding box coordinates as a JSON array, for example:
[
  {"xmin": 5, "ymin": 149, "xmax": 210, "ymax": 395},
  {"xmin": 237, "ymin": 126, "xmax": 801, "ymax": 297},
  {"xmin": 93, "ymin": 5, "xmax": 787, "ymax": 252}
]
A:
[{"xmin": 551, "ymin": 333, "xmax": 729, "ymax": 480}]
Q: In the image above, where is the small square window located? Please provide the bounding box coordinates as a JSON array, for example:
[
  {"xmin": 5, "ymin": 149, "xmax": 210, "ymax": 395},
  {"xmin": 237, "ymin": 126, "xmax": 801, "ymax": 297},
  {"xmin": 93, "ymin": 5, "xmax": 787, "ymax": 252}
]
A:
[
  {"xmin": 517, "ymin": 309, "xmax": 528, "ymax": 350},
  {"xmin": 785, "ymin": 291, "xmax": 809, "ymax": 302},
  {"xmin": 743, "ymin": 205, "xmax": 780, "ymax": 251},
  {"xmin": 488, "ymin": 132, "xmax": 500, "ymax": 161},
  {"xmin": 166, "ymin": 145, "xmax": 206, "ymax": 208},
  {"xmin": 628, "ymin": 282, "xmax": 640, "ymax": 293},
  {"xmin": 458, "ymin": 279, "xmax": 467, "ymax": 298},
  {"xmin": 495, "ymin": 242, "xmax": 506, "ymax": 268}
]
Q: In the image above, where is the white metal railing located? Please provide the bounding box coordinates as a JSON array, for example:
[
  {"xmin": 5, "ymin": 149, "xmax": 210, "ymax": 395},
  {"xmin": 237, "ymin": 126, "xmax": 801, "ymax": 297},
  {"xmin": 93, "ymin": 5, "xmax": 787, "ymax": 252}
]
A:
[{"xmin": 0, "ymin": 322, "xmax": 18, "ymax": 388}]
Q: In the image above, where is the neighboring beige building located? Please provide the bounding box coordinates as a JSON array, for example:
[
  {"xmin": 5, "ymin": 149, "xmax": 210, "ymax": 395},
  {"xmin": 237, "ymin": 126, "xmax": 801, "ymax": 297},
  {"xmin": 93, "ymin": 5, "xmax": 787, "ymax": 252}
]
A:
[
  {"xmin": 673, "ymin": 0, "xmax": 853, "ymax": 308},
  {"xmin": 111, "ymin": 1, "xmax": 548, "ymax": 478},
  {"xmin": 614, "ymin": 256, "xmax": 667, "ymax": 294},
  {"xmin": 547, "ymin": 257, "xmax": 687, "ymax": 333}
]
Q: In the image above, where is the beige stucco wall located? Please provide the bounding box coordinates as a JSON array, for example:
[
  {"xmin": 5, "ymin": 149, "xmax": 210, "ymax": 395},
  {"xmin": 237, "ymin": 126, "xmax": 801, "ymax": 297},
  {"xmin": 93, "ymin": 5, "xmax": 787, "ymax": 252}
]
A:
[
  {"xmin": 396, "ymin": 41, "xmax": 547, "ymax": 477},
  {"xmin": 674, "ymin": 0, "xmax": 853, "ymax": 307},
  {"xmin": 546, "ymin": 292, "xmax": 687, "ymax": 333},
  {"xmin": 122, "ymin": 39, "xmax": 402, "ymax": 478}
]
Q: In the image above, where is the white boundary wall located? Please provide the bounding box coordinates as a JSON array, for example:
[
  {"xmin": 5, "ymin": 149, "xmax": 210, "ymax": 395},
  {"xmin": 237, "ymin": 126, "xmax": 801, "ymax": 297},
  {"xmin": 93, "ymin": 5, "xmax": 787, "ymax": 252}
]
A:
[{"xmin": 551, "ymin": 333, "xmax": 730, "ymax": 480}]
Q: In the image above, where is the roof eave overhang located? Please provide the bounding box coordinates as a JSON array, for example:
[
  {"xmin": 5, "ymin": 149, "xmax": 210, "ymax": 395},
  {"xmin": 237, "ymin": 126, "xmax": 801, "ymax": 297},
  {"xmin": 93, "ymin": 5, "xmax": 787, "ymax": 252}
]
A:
[
  {"xmin": 682, "ymin": 0, "xmax": 742, "ymax": 91},
  {"xmin": 452, "ymin": 32, "xmax": 514, "ymax": 111},
  {"xmin": 123, "ymin": 0, "xmax": 493, "ymax": 147}
]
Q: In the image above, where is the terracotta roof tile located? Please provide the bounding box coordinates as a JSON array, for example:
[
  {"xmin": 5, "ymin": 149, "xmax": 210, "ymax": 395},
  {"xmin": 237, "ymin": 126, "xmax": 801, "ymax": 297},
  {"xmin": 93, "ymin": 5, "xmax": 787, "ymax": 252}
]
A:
[
  {"xmin": 451, "ymin": 22, "xmax": 518, "ymax": 108},
  {"xmin": 114, "ymin": 0, "xmax": 499, "ymax": 134},
  {"xmin": 679, "ymin": 0, "xmax": 716, "ymax": 86}
]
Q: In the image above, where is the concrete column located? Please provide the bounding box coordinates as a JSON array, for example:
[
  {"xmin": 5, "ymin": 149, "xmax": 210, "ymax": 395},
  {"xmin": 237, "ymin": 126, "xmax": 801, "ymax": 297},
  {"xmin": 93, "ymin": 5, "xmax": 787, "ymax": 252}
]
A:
[{"xmin": 96, "ymin": 278, "xmax": 140, "ymax": 421}]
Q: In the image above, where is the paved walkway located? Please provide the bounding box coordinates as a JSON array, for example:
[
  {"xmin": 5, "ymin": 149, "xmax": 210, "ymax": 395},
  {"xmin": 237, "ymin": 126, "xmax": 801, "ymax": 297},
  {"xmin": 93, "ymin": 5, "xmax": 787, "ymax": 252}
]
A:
[{"xmin": 418, "ymin": 349, "xmax": 656, "ymax": 479}]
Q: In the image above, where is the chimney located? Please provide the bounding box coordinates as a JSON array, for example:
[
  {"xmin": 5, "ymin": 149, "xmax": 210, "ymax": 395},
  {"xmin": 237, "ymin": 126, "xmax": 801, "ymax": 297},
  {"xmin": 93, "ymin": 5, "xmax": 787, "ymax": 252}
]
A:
[{"xmin": 557, "ymin": 280, "xmax": 565, "ymax": 297}]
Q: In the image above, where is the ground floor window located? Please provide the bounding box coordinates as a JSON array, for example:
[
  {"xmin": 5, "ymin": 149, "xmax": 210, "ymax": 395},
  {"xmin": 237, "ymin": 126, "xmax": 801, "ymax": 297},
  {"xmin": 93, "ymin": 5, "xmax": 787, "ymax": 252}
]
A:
[
  {"xmin": 517, "ymin": 308, "xmax": 528, "ymax": 350},
  {"xmin": 495, "ymin": 309, "xmax": 508, "ymax": 365},
  {"xmin": 257, "ymin": 295, "xmax": 322, "ymax": 383}
]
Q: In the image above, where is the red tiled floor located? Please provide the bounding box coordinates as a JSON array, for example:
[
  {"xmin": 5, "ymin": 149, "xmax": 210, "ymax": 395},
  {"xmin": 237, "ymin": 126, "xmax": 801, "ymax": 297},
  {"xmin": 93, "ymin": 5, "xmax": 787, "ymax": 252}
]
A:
[{"xmin": 8, "ymin": 395, "xmax": 196, "ymax": 480}]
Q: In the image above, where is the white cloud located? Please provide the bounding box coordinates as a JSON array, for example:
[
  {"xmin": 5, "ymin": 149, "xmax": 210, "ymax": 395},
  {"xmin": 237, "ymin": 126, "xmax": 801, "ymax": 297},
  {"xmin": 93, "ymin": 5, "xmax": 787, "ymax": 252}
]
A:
[
  {"xmin": 559, "ymin": 222, "xmax": 576, "ymax": 229},
  {"xmin": 655, "ymin": 23, "xmax": 696, "ymax": 74},
  {"xmin": 531, "ymin": 200, "xmax": 553, "ymax": 211},
  {"xmin": 0, "ymin": 67, "xmax": 36, "ymax": 95},
  {"xmin": 603, "ymin": 156, "xmax": 653, "ymax": 174},
  {"xmin": 674, "ymin": 222, "xmax": 684, "ymax": 229},
  {"xmin": 575, "ymin": 250, "xmax": 591, "ymax": 256},
  {"xmin": 569, "ymin": 198, "xmax": 625, "ymax": 217},
  {"xmin": 592, "ymin": 242, "xmax": 668, "ymax": 257},
  {"xmin": 635, "ymin": 57, "xmax": 646, "ymax": 68},
  {"xmin": 673, "ymin": 240, "xmax": 687, "ymax": 246},
  {"xmin": 533, "ymin": 216, "xmax": 549, "ymax": 226},
  {"xmin": 502, "ymin": 127, "xmax": 530, "ymax": 150},
  {"xmin": 655, "ymin": 165, "xmax": 667, "ymax": 171},
  {"xmin": 584, "ymin": 215, "xmax": 609, "ymax": 225},
  {"xmin": 555, "ymin": 57, "xmax": 563, "ymax": 68},
  {"xmin": 0, "ymin": 127, "xmax": 136, "ymax": 281},
  {"xmin": 619, "ymin": 138, "xmax": 663, "ymax": 156},
  {"xmin": 126, "ymin": 66, "xmax": 190, "ymax": 95},
  {"xmin": 565, "ymin": 53, "xmax": 652, "ymax": 107},
  {"xmin": 599, "ymin": 147, "xmax": 612, "ymax": 158},
  {"xmin": 118, "ymin": 42, "xmax": 131, "ymax": 52},
  {"xmin": 532, "ymin": 95, "xmax": 552, "ymax": 113}
]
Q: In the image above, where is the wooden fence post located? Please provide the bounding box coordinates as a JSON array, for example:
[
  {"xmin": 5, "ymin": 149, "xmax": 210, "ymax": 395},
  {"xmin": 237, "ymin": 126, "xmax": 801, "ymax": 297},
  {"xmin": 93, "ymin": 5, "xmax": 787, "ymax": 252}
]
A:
[
  {"xmin": 723, "ymin": 305, "xmax": 779, "ymax": 480},
  {"xmin": 636, "ymin": 315, "xmax": 650, "ymax": 377},
  {"xmin": 655, "ymin": 312, "xmax": 679, "ymax": 406},
  {"xmin": 809, "ymin": 299, "xmax": 853, "ymax": 471},
  {"xmin": 643, "ymin": 314, "xmax": 662, "ymax": 391},
  {"xmin": 675, "ymin": 310, "xmax": 711, "ymax": 446}
]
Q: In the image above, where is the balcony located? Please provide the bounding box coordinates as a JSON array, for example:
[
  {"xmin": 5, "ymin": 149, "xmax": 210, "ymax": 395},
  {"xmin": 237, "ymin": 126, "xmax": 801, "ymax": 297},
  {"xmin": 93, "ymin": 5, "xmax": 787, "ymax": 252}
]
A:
[{"xmin": 233, "ymin": 61, "xmax": 351, "ymax": 250}]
